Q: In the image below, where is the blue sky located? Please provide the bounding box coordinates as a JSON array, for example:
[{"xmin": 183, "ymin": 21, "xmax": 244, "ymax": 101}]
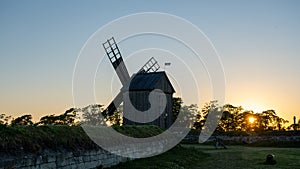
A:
[{"xmin": 1, "ymin": 0, "xmax": 300, "ymax": 123}]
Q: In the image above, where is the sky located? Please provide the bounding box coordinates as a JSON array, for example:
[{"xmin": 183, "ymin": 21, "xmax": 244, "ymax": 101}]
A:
[{"xmin": 0, "ymin": 0, "xmax": 300, "ymax": 124}]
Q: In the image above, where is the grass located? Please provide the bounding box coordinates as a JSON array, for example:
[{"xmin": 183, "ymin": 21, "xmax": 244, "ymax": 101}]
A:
[
  {"xmin": 0, "ymin": 125, "xmax": 163, "ymax": 155},
  {"xmin": 108, "ymin": 145, "xmax": 208, "ymax": 169},
  {"xmin": 185, "ymin": 145, "xmax": 300, "ymax": 169},
  {"xmin": 0, "ymin": 125, "xmax": 97, "ymax": 155},
  {"xmin": 109, "ymin": 145, "xmax": 300, "ymax": 169},
  {"xmin": 113, "ymin": 125, "xmax": 164, "ymax": 138},
  {"xmin": 1, "ymin": 125, "xmax": 299, "ymax": 168}
]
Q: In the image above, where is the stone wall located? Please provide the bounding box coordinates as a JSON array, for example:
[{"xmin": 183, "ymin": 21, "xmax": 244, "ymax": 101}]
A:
[
  {"xmin": 0, "ymin": 139, "xmax": 172, "ymax": 169},
  {"xmin": 184, "ymin": 132, "xmax": 300, "ymax": 145},
  {"xmin": 217, "ymin": 135, "xmax": 300, "ymax": 144},
  {"xmin": 0, "ymin": 148, "xmax": 129, "ymax": 169}
]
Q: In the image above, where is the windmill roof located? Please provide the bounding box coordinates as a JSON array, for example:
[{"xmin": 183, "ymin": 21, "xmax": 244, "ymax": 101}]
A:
[{"xmin": 124, "ymin": 71, "xmax": 175, "ymax": 93}]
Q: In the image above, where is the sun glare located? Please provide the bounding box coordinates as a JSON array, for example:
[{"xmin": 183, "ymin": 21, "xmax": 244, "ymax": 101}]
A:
[{"xmin": 248, "ymin": 117, "xmax": 256, "ymax": 124}]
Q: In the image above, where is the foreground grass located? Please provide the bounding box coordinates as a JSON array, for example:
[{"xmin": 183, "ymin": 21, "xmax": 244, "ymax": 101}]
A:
[
  {"xmin": 108, "ymin": 146, "xmax": 208, "ymax": 169},
  {"xmin": 187, "ymin": 145, "xmax": 300, "ymax": 169},
  {"xmin": 0, "ymin": 125, "xmax": 163, "ymax": 155},
  {"xmin": 109, "ymin": 145, "xmax": 300, "ymax": 169}
]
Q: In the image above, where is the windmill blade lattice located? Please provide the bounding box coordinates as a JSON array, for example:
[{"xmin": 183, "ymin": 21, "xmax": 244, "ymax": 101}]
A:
[
  {"xmin": 138, "ymin": 57, "xmax": 160, "ymax": 73},
  {"xmin": 102, "ymin": 38, "xmax": 161, "ymax": 117},
  {"xmin": 102, "ymin": 37, "xmax": 130, "ymax": 85},
  {"xmin": 102, "ymin": 37, "xmax": 130, "ymax": 116}
]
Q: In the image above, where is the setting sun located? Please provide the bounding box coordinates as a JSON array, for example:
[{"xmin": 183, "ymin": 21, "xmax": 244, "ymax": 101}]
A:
[{"xmin": 248, "ymin": 117, "xmax": 256, "ymax": 124}]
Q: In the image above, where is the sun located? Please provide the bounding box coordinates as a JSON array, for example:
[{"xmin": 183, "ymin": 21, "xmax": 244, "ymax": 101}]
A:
[{"xmin": 248, "ymin": 117, "xmax": 256, "ymax": 124}]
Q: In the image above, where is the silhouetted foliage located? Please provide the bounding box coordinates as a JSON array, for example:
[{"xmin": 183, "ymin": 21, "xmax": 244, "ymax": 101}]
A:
[
  {"xmin": 37, "ymin": 108, "xmax": 78, "ymax": 125},
  {"xmin": 171, "ymin": 98, "xmax": 200, "ymax": 128},
  {"xmin": 172, "ymin": 97, "xmax": 183, "ymax": 122},
  {"xmin": 190, "ymin": 100, "xmax": 289, "ymax": 132},
  {"xmin": 180, "ymin": 104, "xmax": 199, "ymax": 128},
  {"xmin": 106, "ymin": 109, "xmax": 122, "ymax": 126},
  {"xmin": 218, "ymin": 104, "xmax": 243, "ymax": 131},
  {"xmin": 80, "ymin": 104, "xmax": 106, "ymax": 126},
  {"xmin": 2, "ymin": 99, "xmax": 292, "ymax": 132},
  {"xmin": 193, "ymin": 100, "xmax": 219, "ymax": 130},
  {"xmin": 11, "ymin": 114, "xmax": 33, "ymax": 126},
  {"xmin": 0, "ymin": 113, "xmax": 11, "ymax": 126}
]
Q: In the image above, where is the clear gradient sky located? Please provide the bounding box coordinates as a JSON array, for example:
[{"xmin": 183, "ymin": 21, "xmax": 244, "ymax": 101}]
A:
[{"xmin": 0, "ymin": 0, "xmax": 299, "ymax": 123}]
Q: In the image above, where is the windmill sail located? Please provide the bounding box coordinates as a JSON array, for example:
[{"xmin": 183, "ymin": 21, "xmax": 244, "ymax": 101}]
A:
[
  {"xmin": 102, "ymin": 37, "xmax": 130, "ymax": 116},
  {"xmin": 102, "ymin": 38, "xmax": 161, "ymax": 117},
  {"xmin": 138, "ymin": 57, "xmax": 160, "ymax": 73},
  {"xmin": 103, "ymin": 37, "xmax": 130, "ymax": 85}
]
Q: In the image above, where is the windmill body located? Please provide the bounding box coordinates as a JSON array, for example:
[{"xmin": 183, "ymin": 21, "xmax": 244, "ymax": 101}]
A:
[
  {"xmin": 123, "ymin": 72, "xmax": 175, "ymax": 129},
  {"xmin": 103, "ymin": 37, "xmax": 175, "ymax": 129}
]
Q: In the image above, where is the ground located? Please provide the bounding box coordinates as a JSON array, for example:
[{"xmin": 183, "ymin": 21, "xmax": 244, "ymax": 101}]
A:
[
  {"xmin": 185, "ymin": 145, "xmax": 300, "ymax": 169},
  {"xmin": 109, "ymin": 145, "xmax": 300, "ymax": 169}
]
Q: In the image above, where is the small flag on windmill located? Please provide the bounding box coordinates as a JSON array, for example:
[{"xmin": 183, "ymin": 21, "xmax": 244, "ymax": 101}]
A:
[
  {"xmin": 164, "ymin": 62, "xmax": 171, "ymax": 71},
  {"xmin": 165, "ymin": 62, "xmax": 171, "ymax": 66}
]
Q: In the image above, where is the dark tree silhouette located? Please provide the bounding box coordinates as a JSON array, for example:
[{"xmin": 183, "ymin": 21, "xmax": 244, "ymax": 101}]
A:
[
  {"xmin": 172, "ymin": 97, "xmax": 183, "ymax": 122},
  {"xmin": 192, "ymin": 101, "xmax": 289, "ymax": 132},
  {"xmin": 219, "ymin": 104, "xmax": 243, "ymax": 131},
  {"xmin": 190, "ymin": 100, "xmax": 220, "ymax": 130},
  {"xmin": 11, "ymin": 114, "xmax": 33, "ymax": 126},
  {"xmin": 105, "ymin": 107, "xmax": 122, "ymax": 126},
  {"xmin": 81, "ymin": 104, "xmax": 106, "ymax": 126},
  {"xmin": 0, "ymin": 113, "xmax": 11, "ymax": 126},
  {"xmin": 3, "ymin": 99, "xmax": 291, "ymax": 131},
  {"xmin": 179, "ymin": 104, "xmax": 199, "ymax": 128},
  {"xmin": 37, "ymin": 108, "xmax": 78, "ymax": 125}
]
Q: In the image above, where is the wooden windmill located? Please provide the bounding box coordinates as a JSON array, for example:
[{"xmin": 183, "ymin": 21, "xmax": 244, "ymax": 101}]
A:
[{"xmin": 102, "ymin": 37, "xmax": 175, "ymax": 129}]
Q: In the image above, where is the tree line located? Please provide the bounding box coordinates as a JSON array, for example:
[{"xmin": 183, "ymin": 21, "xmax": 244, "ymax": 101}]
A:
[
  {"xmin": 0, "ymin": 98, "xmax": 299, "ymax": 132},
  {"xmin": 171, "ymin": 98, "xmax": 298, "ymax": 132},
  {"xmin": 190, "ymin": 100, "xmax": 297, "ymax": 132}
]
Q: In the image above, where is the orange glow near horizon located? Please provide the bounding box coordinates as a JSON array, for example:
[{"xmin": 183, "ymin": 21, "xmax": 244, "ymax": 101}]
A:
[{"xmin": 248, "ymin": 117, "xmax": 256, "ymax": 124}]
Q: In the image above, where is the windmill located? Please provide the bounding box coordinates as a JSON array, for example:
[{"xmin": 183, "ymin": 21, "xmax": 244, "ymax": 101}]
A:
[{"xmin": 102, "ymin": 37, "xmax": 175, "ymax": 128}]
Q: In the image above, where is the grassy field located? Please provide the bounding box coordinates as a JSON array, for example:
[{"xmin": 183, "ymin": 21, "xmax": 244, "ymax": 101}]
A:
[
  {"xmin": 0, "ymin": 125, "xmax": 164, "ymax": 154},
  {"xmin": 109, "ymin": 145, "xmax": 300, "ymax": 169}
]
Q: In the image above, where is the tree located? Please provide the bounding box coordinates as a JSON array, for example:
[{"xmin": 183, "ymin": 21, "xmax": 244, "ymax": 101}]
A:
[
  {"xmin": 231, "ymin": 110, "xmax": 255, "ymax": 131},
  {"xmin": 11, "ymin": 114, "xmax": 33, "ymax": 126},
  {"xmin": 172, "ymin": 97, "xmax": 183, "ymax": 122},
  {"xmin": 254, "ymin": 110, "xmax": 288, "ymax": 131},
  {"xmin": 0, "ymin": 113, "xmax": 11, "ymax": 126},
  {"xmin": 60, "ymin": 108, "xmax": 78, "ymax": 125},
  {"xmin": 80, "ymin": 104, "xmax": 106, "ymax": 126},
  {"xmin": 105, "ymin": 107, "xmax": 122, "ymax": 126},
  {"xmin": 274, "ymin": 116, "xmax": 288, "ymax": 131},
  {"xmin": 258, "ymin": 110, "xmax": 276, "ymax": 130},
  {"xmin": 193, "ymin": 100, "xmax": 219, "ymax": 130},
  {"xmin": 37, "ymin": 108, "xmax": 78, "ymax": 125},
  {"xmin": 179, "ymin": 104, "xmax": 199, "ymax": 128},
  {"xmin": 219, "ymin": 104, "xmax": 243, "ymax": 131}
]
